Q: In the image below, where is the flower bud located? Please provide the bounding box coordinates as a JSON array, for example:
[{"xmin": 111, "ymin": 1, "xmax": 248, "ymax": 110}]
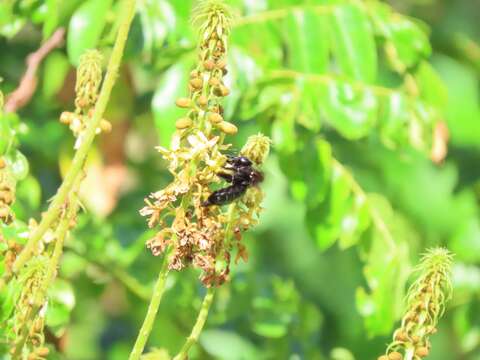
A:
[
  {"xmin": 176, "ymin": 98, "xmax": 191, "ymax": 108},
  {"xmin": 204, "ymin": 60, "xmax": 215, "ymax": 71},
  {"xmin": 176, "ymin": 117, "xmax": 193, "ymax": 130},
  {"xmin": 60, "ymin": 111, "xmax": 74, "ymax": 125},
  {"xmin": 197, "ymin": 95, "xmax": 208, "ymax": 108},
  {"xmin": 190, "ymin": 78, "xmax": 203, "ymax": 90},
  {"xmin": 388, "ymin": 352, "xmax": 403, "ymax": 360},
  {"xmin": 99, "ymin": 120, "xmax": 112, "ymax": 133},
  {"xmin": 216, "ymin": 121, "xmax": 237, "ymax": 135},
  {"xmin": 208, "ymin": 113, "xmax": 223, "ymax": 124}
]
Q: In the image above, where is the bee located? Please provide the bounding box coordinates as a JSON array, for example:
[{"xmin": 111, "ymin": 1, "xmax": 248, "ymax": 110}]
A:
[{"xmin": 202, "ymin": 155, "xmax": 264, "ymax": 207}]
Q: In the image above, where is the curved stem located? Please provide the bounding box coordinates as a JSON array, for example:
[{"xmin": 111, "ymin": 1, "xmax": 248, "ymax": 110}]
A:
[
  {"xmin": 12, "ymin": 0, "xmax": 137, "ymax": 274},
  {"xmin": 173, "ymin": 287, "xmax": 216, "ymax": 360},
  {"xmin": 128, "ymin": 255, "xmax": 170, "ymax": 360}
]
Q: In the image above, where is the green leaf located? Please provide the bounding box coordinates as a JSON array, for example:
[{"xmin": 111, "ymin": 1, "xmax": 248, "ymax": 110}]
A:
[
  {"xmin": 283, "ymin": 10, "xmax": 329, "ymax": 74},
  {"xmin": 7, "ymin": 150, "xmax": 29, "ymax": 181},
  {"xmin": 330, "ymin": 4, "xmax": 377, "ymax": 83},
  {"xmin": 42, "ymin": 51, "xmax": 70, "ymax": 99},
  {"xmin": 433, "ymin": 55, "xmax": 480, "ymax": 147},
  {"xmin": 46, "ymin": 279, "xmax": 76, "ymax": 336},
  {"xmin": 379, "ymin": 92, "xmax": 410, "ymax": 148},
  {"xmin": 67, "ymin": 0, "xmax": 112, "ymax": 65},
  {"xmin": 200, "ymin": 330, "xmax": 260, "ymax": 360},
  {"xmin": 306, "ymin": 166, "xmax": 353, "ymax": 251},
  {"xmin": 338, "ymin": 193, "xmax": 371, "ymax": 250},
  {"xmin": 42, "ymin": 0, "xmax": 60, "ymax": 39},
  {"xmin": 415, "ymin": 61, "xmax": 448, "ymax": 109},
  {"xmin": 0, "ymin": 279, "xmax": 22, "ymax": 322},
  {"xmin": 322, "ymin": 81, "xmax": 378, "ymax": 139},
  {"xmin": 387, "ymin": 17, "xmax": 431, "ymax": 69},
  {"xmin": 151, "ymin": 60, "xmax": 192, "ymax": 147},
  {"xmin": 356, "ymin": 194, "xmax": 411, "ymax": 336}
]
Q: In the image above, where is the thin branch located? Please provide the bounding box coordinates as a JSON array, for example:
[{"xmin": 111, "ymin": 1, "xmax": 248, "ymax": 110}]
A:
[
  {"xmin": 11, "ymin": 0, "xmax": 137, "ymax": 274},
  {"xmin": 5, "ymin": 28, "xmax": 65, "ymax": 113},
  {"xmin": 234, "ymin": 4, "xmax": 335, "ymax": 27},
  {"xmin": 269, "ymin": 69, "xmax": 403, "ymax": 99},
  {"xmin": 128, "ymin": 254, "xmax": 170, "ymax": 360},
  {"xmin": 173, "ymin": 288, "xmax": 216, "ymax": 360}
]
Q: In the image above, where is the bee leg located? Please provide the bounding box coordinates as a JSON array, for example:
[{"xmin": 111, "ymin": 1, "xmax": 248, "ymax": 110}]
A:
[{"xmin": 217, "ymin": 172, "xmax": 233, "ymax": 183}]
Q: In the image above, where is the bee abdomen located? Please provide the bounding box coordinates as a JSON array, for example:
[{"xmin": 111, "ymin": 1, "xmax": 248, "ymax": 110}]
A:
[{"xmin": 202, "ymin": 184, "xmax": 247, "ymax": 207}]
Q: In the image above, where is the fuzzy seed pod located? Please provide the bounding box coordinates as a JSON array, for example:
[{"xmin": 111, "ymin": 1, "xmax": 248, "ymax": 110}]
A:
[
  {"xmin": 216, "ymin": 121, "xmax": 237, "ymax": 135},
  {"xmin": 241, "ymin": 133, "xmax": 271, "ymax": 165},
  {"xmin": 75, "ymin": 50, "xmax": 103, "ymax": 112},
  {"xmin": 378, "ymin": 356, "xmax": 389, "ymax": 360},
  {"xmin": 176, "ymin": 117, "xmax": 193, "ymax": 130},
  {"xmin": 208, "ymin": 113, "xmax": 223, "ymax": 124},
  {"xmin": 176, "ymin": 98, "xmax": 191, "ymax": 108}
]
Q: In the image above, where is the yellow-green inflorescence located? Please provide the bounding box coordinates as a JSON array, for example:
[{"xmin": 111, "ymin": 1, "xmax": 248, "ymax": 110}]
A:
[
  {"xmin": 60, "ymin": 49, "xmax": 111, "ymax": 149},
  {"xmin": 380, "ymin": 248, "xmax": 454, "ymax": 360},
  {"xmin": 140, "ymin": 0, "xmax": 270, "ymax": 287}
]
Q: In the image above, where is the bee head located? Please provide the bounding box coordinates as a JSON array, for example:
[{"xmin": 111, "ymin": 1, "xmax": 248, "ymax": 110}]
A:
[{"xmin": 250, "ymin": 169, "xmax": 264, "ymax": 185}]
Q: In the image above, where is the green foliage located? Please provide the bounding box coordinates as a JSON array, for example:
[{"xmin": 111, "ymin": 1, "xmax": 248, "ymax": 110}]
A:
[{"xmin": 1, "ymin": 0, "xmax": 480, "ymax": 359}]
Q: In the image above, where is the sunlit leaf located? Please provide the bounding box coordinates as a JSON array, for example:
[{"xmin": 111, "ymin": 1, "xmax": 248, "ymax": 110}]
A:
[
  {"xmin": 330, "ymin": 4, "xmax": 377, "ymax": 83},
  {"xmin": 152, "ymin": 60, "xmax": 193, "ymax": 147},
  {"xmin": 283, "ymin": 10, "xmax": 329, "ymax": 74},
  {"xmin": 67, "ymin": 0, "xmax": 112, "ymax": 65},
  {"xmin": 322, "ymin": 81, "xmax": 378, "ymax": 139}
]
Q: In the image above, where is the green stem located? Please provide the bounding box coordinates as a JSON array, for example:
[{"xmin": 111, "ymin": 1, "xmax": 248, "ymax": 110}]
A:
[
  {"xmin": 173, "ymin": 204, "xmax": 236, "ymax": 360},
  {"xmin": 12, "ymin": 0, "xmax": 137, "ymax": 274},
  {"xmin": 173, "ymin": 287, "xmax": 216, "ymax": 360},
  {"xmin": 128, "ymin": 254, "xmax": 170, "ymax": 360},
  {"xmin": 11, "ymin": 182, "xmax": 80, "ymax": 359}
]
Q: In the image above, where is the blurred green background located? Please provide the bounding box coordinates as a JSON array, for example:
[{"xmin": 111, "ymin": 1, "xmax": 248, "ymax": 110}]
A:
[{"xmin": 1, "ymin": 0, "xmax": 480, "ymax": 359}]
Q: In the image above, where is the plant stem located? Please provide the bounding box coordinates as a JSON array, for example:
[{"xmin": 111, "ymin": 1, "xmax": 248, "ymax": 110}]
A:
[
  {"xmin": 128, "ymin": 254, "xmax": 170, "ymax": 360},
  {"xmin": 12, "ymin": 0, "xmax": 137, "ymax": 274},
  {"xmin": 172, "ymin": 204, "xmax": 236, "ymax": 360},
  {"xmin": 173, "ymin": 287, "xmax": 216, "ymax": 360},
  {"xmin": 11, "ymin": 181, "xmax": 80, "ymax": 359}
]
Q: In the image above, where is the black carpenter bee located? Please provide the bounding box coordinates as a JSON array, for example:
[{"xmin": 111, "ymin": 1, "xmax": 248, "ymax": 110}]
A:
[{"xmin": 202, "ymin": 155, "xmax": 264, "ymax": 207}]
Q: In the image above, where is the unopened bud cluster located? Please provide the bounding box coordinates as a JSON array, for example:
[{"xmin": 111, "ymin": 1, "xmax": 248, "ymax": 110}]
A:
[
  {"xmin": 60, "ymin": 50, "xmax": 111, "ymax": 148},
  {"xmin": 141, "ymin": 1, "xmax": 269, "ymax": 287},
  {"xmin": 173, "ymin": 0, "xmax": 237, "ymax": 136},
  {"xmin": 8, "ymin": 257, "xmax": 49, "ymax": 358},
  {"xmin": 379, "ymin": 248, "xmax": 453, "ymax": 360},
  {"xmin": 0, "ymin": 159, "xmax": 16, "ymax": 224}
]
